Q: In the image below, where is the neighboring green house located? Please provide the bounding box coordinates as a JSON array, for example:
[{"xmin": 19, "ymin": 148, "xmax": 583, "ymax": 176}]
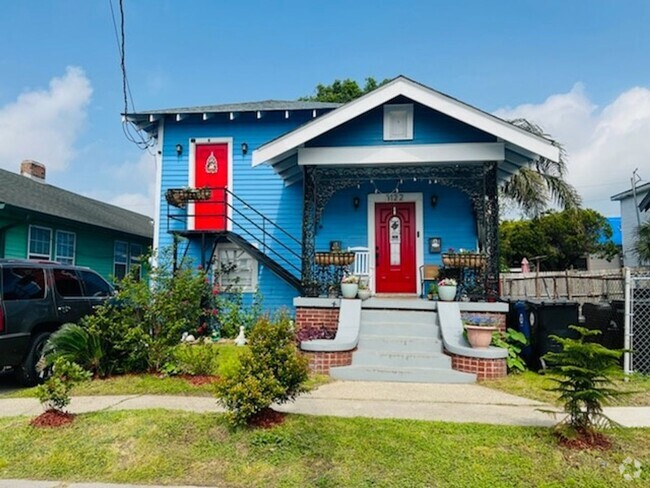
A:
[{"xmin": 0, "ymin": 161, "xmax": 153, "ymax": 281}]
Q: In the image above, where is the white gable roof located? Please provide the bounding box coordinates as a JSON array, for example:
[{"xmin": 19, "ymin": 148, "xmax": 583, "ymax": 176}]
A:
[{"xmin": 252, "ymin": 76, "xmax": 561, "ymax": 168}]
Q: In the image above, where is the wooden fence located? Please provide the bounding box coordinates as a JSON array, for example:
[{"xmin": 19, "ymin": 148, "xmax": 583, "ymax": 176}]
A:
[{"xmin": 500, "ymin": 269, "xmax": 625, "ymax": 304}]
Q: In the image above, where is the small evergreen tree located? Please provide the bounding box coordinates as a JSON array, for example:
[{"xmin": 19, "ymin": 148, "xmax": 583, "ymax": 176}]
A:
[
  {"xmin": 215, "ymin": 313, "xmax": 309, "ymax": 426},
  {"xmin": 543, "ymin": 326, "xmax": 626, "ymax": 441}
]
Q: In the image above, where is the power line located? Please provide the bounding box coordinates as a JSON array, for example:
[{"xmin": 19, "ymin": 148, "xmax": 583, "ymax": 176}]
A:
[{"xmin": 108, "ymin": 0, "xmax": 155, "ymax": 152}]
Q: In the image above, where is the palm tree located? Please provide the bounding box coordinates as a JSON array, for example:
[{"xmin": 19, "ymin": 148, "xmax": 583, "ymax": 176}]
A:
[
  {"xmin": 501, "ymin": 119, "xmax": 582, "ymax": 217},
  {"xmin": 635, "ymin": 221, "xmax": 650, "ymax": 265}
]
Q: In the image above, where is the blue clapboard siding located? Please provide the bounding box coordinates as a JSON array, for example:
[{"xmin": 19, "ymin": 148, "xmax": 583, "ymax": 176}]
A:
[
  {"xmin": 316, "ymin": 181, "xmax": 477, "ymax": 266},
  {"xmin": 307, "ymin": 98, "xmax": 496, "ymax": 147},
  {"xmin": 159, "ymin": 110, "xmax": 318, "ymax": 313}
]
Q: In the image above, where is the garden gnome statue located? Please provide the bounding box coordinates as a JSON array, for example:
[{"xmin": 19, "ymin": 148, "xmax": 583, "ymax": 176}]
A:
[{"xmin": 234, "ymin": 326, "xmax": 247, "ymax": 346}]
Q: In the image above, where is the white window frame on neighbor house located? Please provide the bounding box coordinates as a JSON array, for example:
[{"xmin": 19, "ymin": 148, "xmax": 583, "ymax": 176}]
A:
[
  {"xmin": 367, "ymin": 192, "xmax": 424, "ymax": 296},
  {"xmin": 129, "ymin": 243, "xmax": 143, "ymax": 280},
  {"xmin": 55, "ymin": 230, "xmax": 76, "ymax": 265},
  {"xmin": 113, "ymin": 240, "xmax": 128, "ymax": 280},
  {"xmin": 28, "ymin": 225, "xmax": 52, "ymax": 260},
  {"xmin": 383, "ymin": 103, "xmax": 414, "ymax": 141},
  {"xmin": 214, "ymin": 243, "xmax": 258, "ymax": 292}
]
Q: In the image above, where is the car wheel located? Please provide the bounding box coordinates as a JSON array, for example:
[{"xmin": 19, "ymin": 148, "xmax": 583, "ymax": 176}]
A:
[{"xmin": 15, "ymin": 332, "xmax": 51, "ymax": 387}]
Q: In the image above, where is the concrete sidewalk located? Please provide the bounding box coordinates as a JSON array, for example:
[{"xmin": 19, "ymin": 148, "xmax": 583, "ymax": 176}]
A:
[{"xmin": 1, "ymin": 381, "xmax": 649, "ymax": 427}]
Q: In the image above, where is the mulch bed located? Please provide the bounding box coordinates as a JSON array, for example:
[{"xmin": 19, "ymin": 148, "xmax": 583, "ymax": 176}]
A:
[
  {"xmin": 556, "ymin": 429, "xmax": 613, "ymax": 450},
  {"xmin": 30, "ymin": 409, "xmax": 75, "ymax": 428},
  {"xmin": 248, "ymin": 408, "xmax": 286, "ymax": 428},
  {"xmin": 178, "ymin": 374, "xmax": 220, "ymax": 386}
]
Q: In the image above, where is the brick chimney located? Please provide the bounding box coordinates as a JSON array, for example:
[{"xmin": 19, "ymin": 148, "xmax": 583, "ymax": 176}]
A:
[{"xmin": 20, "ymin": 160, "xmax": 46, "ymax": 181}]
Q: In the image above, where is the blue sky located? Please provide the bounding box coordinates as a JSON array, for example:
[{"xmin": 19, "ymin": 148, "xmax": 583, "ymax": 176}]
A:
[{"xmin": 1, "ymin": 0, "xmax": 649, "ymax": 217}]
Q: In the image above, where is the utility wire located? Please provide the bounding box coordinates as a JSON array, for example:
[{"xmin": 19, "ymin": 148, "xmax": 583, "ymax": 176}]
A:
[{"xmin": 109, "ymin": 0, "xmax": 155, "ymax": 152}]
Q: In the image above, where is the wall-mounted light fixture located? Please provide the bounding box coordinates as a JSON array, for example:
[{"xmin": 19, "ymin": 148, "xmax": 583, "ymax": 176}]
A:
[
  {"xmin": 241, "ymin": 142, "xmax": 249, "ymax": 155},
  {"xmin": 353, "ymin": 196, "xmax": 360, "ymax": 210},
  {"xmin": 175, "ymin": 143, "xmax": 183, "ymax": 156},
  {"xmin": 430, "ymin": 195, "xmax": 438, "ymax": 208}
]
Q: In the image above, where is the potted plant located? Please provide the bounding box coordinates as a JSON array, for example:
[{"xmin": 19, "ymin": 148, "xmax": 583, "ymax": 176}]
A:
[
  {"xmin": 463, "ymin": 315, "xmax": 498, "ymax": 349},
  {"xmin": 340, "ymin": 274, "xmax": 359, "ymax": 299},
  {"xmin": 437, "ymin": 278, "xmax": 457, "ymax": 301},
  {"xmin": 427, "ymin": 282, "xmax": 438, "ymax": 300},
  {"xmin": 357, "ymin": 281, "xmax": 371, "ymax": 300}
]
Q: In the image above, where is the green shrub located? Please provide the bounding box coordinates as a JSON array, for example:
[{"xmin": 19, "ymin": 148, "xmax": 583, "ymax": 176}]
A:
[
  {"xmin": 171, "ymin": 343, "xmax": 221, "ymax": 376},
  {"xmin": 36, "ymin": 358, "xmax": 91, "ymax": 412},
  {"xmin": 214, "ymin": 288, "xmax": 263, "ymax": 338},
  {"xmin": 80, "ymin": 248, "xmax": 215, "ymax": 374},
  {"xmin": 215, "ymin": 313, "xmax": 309, "ymax": 426},
  {"xmin": 491, "ymin": 329, "xmax": 528, "ymax": 373},
  {"xmin": 43, "ymin": 323, "xmax": 105, "ymax": 377},
  {"xmin": 543, "ymin": 325, "xmax": 627, "ymax": 438}
]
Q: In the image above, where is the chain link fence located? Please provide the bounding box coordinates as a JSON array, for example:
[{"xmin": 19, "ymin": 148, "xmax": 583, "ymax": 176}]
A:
[{"xmin": 629, "ymin": 269, "xmax": 650, "ymax": 374}]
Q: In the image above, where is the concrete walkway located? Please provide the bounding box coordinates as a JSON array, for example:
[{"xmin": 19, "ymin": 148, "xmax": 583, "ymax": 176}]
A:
[{"xmin": 1, "ymin": 381, "xmax": 649, "ymax": 427}]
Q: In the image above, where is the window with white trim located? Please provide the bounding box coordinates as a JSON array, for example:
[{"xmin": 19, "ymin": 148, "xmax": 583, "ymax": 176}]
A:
[
  {"xmin": 383, "ymin": 103, "xmax": 414, "ymax": 141},
  {"xmin": 28, "ymin": 226, "xmax": 52, "ymax": 260},
  {"xmin": 130, "ymin": 243, "xmax": 143, "ymax": 280},
  {"xmin": 214, "ymin": 244, "xmax": 258, "ymax": 292},
  {"xmin": 55, "ymin": 230, "xmax": 76, "ymax": 265},
  {"xmin": 114, "ymin": 241, "xmax": 128, "ymax": 280}
]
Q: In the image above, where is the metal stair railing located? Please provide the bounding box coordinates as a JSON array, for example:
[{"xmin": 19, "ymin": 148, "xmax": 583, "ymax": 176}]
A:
[{"xmin": 166, "ymin": 187, "xmax": 302, "ymax": 281}]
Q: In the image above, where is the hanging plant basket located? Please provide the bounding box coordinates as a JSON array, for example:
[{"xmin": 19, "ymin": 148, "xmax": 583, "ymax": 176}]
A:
[
  {"xmin": 442, "ymin": 253, "xmax": 486, "ymax": 269},
  {"xmin": 165, "ymin": 187, "xmax": 212, "ymax": 208},
  {"xmin": 314, "ymin": 252, "xmax": 355, "ymax": 266}
]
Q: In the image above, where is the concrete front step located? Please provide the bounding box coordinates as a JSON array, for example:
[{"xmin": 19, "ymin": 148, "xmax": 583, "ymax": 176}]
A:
[
  {"xmin": 352, "ymin": 350, "xmax": 452, "ymax": 368},
  {"xmin": 357, "ymin": 334, "xmax": 441, "ymax": 353},
  {"xmin": 360, "ymin": 321, "xmax": 439, "ymax": 337},
  {"xmin": 329, "ymin": 365, "xmax": 476, "ymax": 384},
  {"xmin": 361, "ymin": 309, "xmax": 436, "ymax": 325}
]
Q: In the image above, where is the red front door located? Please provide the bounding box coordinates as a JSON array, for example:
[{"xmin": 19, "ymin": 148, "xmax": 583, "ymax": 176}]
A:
[
  {"xmin": 194, "ymin": 142, "xmax": 229, "ymax": 230},
  {"xmin": 375, "ymin": 202, "xmax": 416, "ymax": 293}
]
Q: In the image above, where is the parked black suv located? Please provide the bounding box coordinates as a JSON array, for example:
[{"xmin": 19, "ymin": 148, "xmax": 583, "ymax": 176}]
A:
[{"xmin": 0, "ymin": 260, "xmax": 114, "ymax": 386}]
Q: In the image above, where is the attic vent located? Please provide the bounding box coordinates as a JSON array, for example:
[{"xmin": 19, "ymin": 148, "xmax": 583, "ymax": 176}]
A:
[
  {"xmin": 383, "ymin": 104, "xmax": 413, "ymax": 141},
  {"xmin": 20, "ymin": 160, "xmax": 46, "ymax": 181}
]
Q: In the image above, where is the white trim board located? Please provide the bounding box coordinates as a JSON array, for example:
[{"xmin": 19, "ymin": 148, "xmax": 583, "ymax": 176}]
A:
[
  {"xmin": 188, "ymin": 137, "xmax": 233, "ymax": 231},
  {"xmin": 252, "ymin": 76, "xmax": 560, "ymax": 166},
  {"xmin": 297, "ymin": 143, "xmax": 504, "ymax": 166},
  {"xmin": 367, "ymin": 193, "xmax": 424, "ymax": 295}
]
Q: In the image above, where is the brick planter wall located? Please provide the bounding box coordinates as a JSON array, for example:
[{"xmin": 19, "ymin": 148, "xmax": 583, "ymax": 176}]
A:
[
  {"xmin": 295, "ymin": 307, "xmax": 340, "ymax": 340},
  {"xmin": 302, "ymin": 350, "xmax": 354, "ymax": 374},
  {"xmin": 448, "ymin": 353, "xmax": 507, "ymax": 380},
  {"xmin": 296, "ymin": 305, "xmax": 352, "ymax": 374}
]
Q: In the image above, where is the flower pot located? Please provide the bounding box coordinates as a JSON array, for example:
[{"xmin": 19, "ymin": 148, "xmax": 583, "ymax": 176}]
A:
[
  {"xmin": 340, "ymin": 283, "xmax": 358, "ymax": 299},
  {"xmin": 465, "ymin": 325, "xmax": 497, "ymax": 349},
  {"xmin": 438, "ymin": 285, "xmax": 457, "ymax": 301},
  {"xmin": 357, "ymin": 289, "xmax": 371, "ymax": 300}
]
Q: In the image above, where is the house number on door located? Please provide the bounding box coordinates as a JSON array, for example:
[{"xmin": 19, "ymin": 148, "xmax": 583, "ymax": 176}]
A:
[{"xmin": 386, "ymin": 193, "xmax": 404, "ymax": 202}]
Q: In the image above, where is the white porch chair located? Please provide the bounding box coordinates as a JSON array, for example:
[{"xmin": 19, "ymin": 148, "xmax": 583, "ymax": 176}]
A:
[{"xmin": 347, "ymin": 246, "xmax": 370, "ymax": 277}]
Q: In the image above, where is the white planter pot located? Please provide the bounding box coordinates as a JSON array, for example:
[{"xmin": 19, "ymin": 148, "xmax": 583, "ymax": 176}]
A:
[
  {"xmin": 341, "ymin": 283, "xmax": 359, "ymax": 299},
  {"xmin": 357, "ymin": 289, "xmax": 371, "ymax": 300},
  {"xmin": 438, "ymin": 285, "xmax": 457, "ymax": 301}
]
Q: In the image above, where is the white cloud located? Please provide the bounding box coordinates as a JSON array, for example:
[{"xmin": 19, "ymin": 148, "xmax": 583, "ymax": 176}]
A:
[
  {"xmin": 494, "ymin": 84, "xmax": 650, "ymax": 216},
  {"xmin": 0, "ymin": 66, "xmax": 92, "ymax": 171},
  {"xmin": 107, "ymin": 151, "xmax": 157, "ymax": 217}
]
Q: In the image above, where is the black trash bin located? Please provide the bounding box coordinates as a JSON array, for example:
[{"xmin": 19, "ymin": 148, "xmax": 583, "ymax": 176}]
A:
[
  {"xmin": 526, "ymin": 300, "xmax": 580, "ymax": 370},
  {"xmin": 582, "ymin": 301, "xmax": 625, "ymax": 350}
]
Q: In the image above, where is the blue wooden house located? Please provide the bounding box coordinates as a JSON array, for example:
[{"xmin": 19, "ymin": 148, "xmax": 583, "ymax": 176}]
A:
[
  {"xmin": 127, "ymin": 77, "xmax": 561, "ymax": 383},
  {"xmin": 128, "ymin": 76, "xmax": 561, "ymax": 381}
]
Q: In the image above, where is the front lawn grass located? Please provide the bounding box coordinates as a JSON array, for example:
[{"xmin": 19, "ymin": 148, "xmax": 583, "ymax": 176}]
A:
[
  {"xmin": 0, "ymin": 410, "xmax": 648, "ymax": 487},
  {"xmin": 482, "ymin": 371, "xmax": 650, "ymax": 406}
]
